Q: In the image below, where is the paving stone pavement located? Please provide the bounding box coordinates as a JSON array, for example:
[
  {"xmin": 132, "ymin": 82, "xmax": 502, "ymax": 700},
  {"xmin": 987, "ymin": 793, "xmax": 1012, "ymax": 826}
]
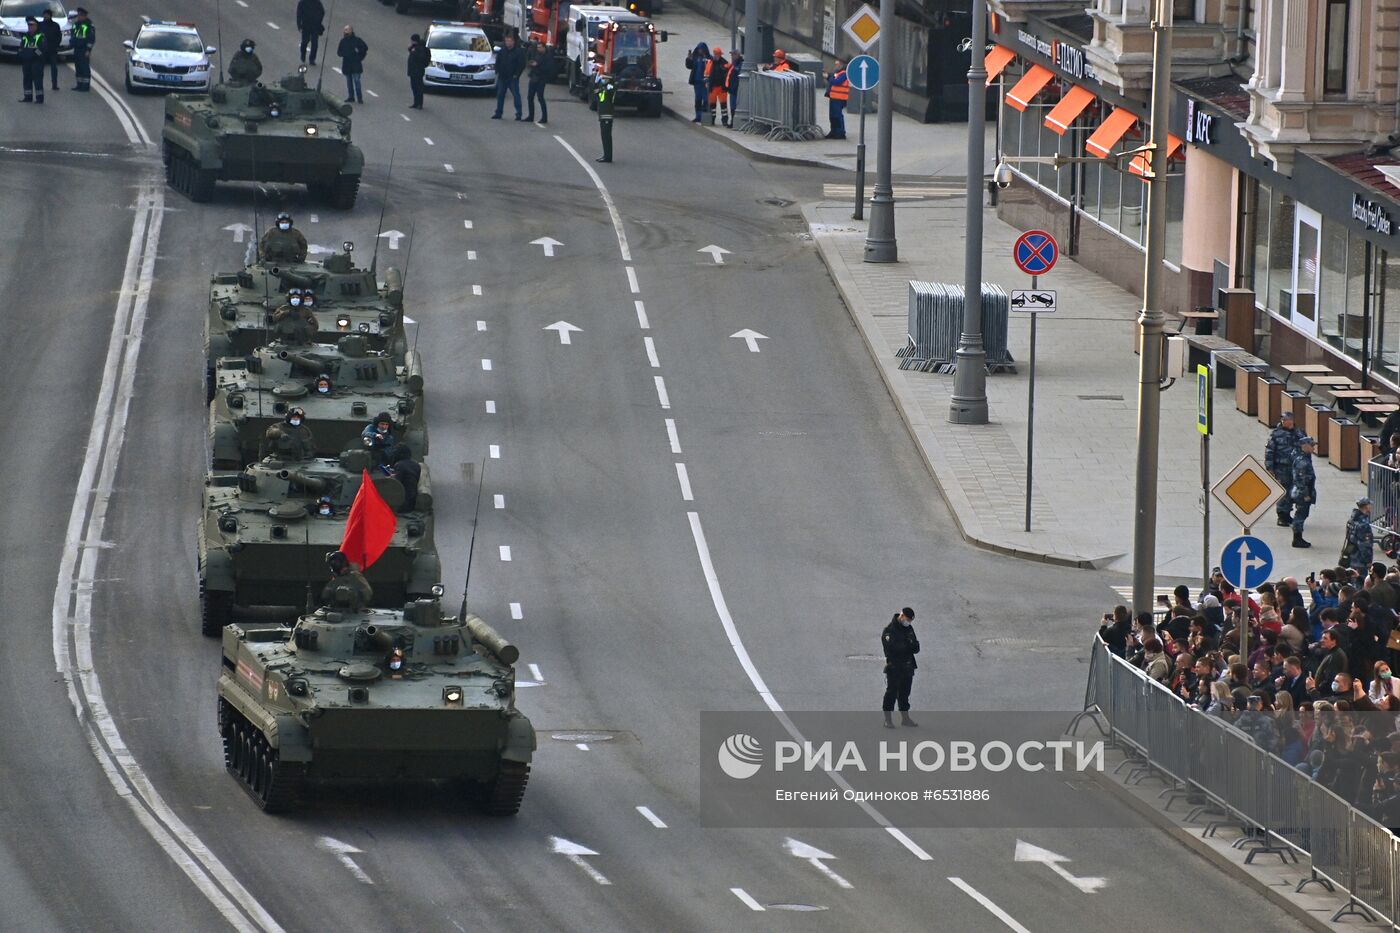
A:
[{"xmin": 804, "ymin": 197, "xmax": 1364, "ymax": 580}]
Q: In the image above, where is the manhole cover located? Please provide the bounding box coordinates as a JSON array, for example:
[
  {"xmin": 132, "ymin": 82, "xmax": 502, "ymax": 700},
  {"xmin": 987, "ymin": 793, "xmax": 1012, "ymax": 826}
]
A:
[{"xmin": 761, "ymin": 197, "xmax": 795, "ymax": 207}]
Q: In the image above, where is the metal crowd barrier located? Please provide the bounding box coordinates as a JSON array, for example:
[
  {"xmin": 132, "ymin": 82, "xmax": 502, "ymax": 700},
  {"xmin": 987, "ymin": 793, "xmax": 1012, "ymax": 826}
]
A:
[
  {"xmin": 896, "ymin": 281, "xmax": 1015, "ymax": 374},
  {"xmin": 1080, "ymin": 637, "xmax": 1397, "ymax": 925},
  {"xmin": 1369, "ymin": 458, "xmax": 1400, "ymax": 538},
  {"xmin": 733, "ymin": 71, "xmax": 822, "ymax": 141}
]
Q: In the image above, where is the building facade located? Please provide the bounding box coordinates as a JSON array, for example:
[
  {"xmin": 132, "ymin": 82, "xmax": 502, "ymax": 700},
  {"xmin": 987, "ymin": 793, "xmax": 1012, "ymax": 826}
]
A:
[{"xmin": 988, "ymin": 0, "xmax": 1400, "ymax": 390}]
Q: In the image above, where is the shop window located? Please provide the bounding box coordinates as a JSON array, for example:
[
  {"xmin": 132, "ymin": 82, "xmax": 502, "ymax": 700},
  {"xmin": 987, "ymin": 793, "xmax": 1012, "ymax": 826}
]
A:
[
  {"xmin": 1249, "ymin": 179, "xmax": 1272, "ymax": 303},
  {"xmin": 1319, "ymin": 219, "xmax": 1354, "ymax": 355},
  {"xmin": 1265, "ymin": 188, "xmax": 1295, "ymax": 316},
  {"xmin": 1376, "ymin": 250, "xmax": 1400, "ymax": 383},
  {"xmin": 1323, "ymin": 0, "xmax": 1349, "ymax": 95},
  {"xmin": 1164, "ymin": 167, "xmax": 1185, "ymax": 267}
]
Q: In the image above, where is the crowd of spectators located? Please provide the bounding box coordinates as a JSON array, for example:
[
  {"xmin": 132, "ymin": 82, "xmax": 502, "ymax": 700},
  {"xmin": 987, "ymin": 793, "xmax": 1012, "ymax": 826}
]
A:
[{"xmin": 1100, "ymin": 563, "xmax": 1400, "ymax": 823}]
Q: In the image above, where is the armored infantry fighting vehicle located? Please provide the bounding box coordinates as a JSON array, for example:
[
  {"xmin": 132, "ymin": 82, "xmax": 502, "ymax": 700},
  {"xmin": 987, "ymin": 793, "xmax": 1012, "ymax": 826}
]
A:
[
  {"xmin": 163, "ymin": 69, "xmax": 363, "ymax": 206},
  {"xmin": 199, "ymin": 449, "xmax": 439, "ymax": 635},
  {"xmin": 217, "ymin": 592, "xmax": 534, "ymax": 813},
  {"xmin": 207, "ymin": 245, "xmax": 407, "ymax": 390},
  {"xmin": 209, "ymin": 335, "xmax": 427, "ymax": 470}
]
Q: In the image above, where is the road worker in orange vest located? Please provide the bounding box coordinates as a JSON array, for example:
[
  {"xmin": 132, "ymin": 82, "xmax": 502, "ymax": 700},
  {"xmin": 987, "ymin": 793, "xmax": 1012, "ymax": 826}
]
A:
[{"xmin": 825, "ymin": 58, "xmax": 849, "ymax": 139}]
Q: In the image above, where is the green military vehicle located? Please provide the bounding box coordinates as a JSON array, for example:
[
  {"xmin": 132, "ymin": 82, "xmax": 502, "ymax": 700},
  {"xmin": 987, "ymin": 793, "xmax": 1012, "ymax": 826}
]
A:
[
  {"xmin": 208, "ymin": 334, "xmax": 427, "ymax": 470},
  {"xmin": 206, "ymin": 245, "xmax": 407, "ymax": 399},
  {"xmin": 217, "ymin": 593, "xmax": 534, "ymax": 813},
  {"xmin": 163, "ymin": 69, "xmax": 363, "ymax": 206},
  {"xmin": 199, "ymin": 449, "xmax": 439, "ymax": 635}
]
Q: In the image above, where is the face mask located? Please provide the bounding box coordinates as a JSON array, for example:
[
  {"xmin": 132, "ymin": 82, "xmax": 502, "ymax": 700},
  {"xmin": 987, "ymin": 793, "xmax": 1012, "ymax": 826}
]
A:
[
  {"xmin": 289, "ymin": 417, "xmax": 302, "ymax": 427},
  {"xmin": 242, "ymin": 45, "xmax": 253, "ymax": 54},
  {"xmin": 317, "ymin": 383, "xmax": 330, "ymax": 394},
  {"xmin": 899, "ymin": 618, "xmax": 911, "ymax": 627},
  {"xmin": 318, "ymin": 505, "xmax": 331, "ymax": 516},
  {"xmin": 1384, "ymin": 672, "xmax": 1394, "ymax": 680},
  {"xmin": 278, "ymin": 222, "xmax": 290, "ymax": 231},
  {"xmin": 1333, "ymin": 680, "xmax": 1344, "ymax": 692},
  {"xmin": 389, "ymin": 658, "xmax": 403, "ymax": 671},
  {"xmin": 290, "ymin": 297, "xmax": 302, "ymax": 307}
]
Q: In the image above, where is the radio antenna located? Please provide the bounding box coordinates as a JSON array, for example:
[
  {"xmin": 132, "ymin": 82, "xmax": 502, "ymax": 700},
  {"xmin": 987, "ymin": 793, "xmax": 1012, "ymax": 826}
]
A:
[
  {"xmin": 215, "ymin": 0, "xmax": 225, "ymax": 82},
  {"xmin": 369, "ymin": 148, "xmax": 395, "ymax": 275},
  {"xmin": 316, "ymin": 0, "xmax": 338, "ymax": 92},
  {"xmin": 400, "ymin": 220, "xmax": 421, "ymax": 355},
  {"xmin": 459, "ymin": 459, "xmax": 487, "ymax": 618}
]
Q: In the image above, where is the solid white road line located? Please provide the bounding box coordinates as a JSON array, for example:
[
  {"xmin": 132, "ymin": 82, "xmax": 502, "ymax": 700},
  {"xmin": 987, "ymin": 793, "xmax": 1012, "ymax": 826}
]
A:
[
  {"xmin": 499, "ymin": 545, "xmax": 512, "ymax": 562},
  {"xmin": 654, "ymin": 376, "xmax": 670, "ymax": 410},
  {"xmin": 634, "ymin": 300, "xmax": 649, "ymax": 329},
  {"xmin": 481, "ymin": 359, "xmax": 492, "ymax": 371},
  {"xmin": 528, "ymin": 663, "xmax": 543, "ymax": 680},
  {"xmin": 644, "ymin": 336, "xmax": 660, "ymax": 368},
  {"xmin": 472, "ymin": 284, "xmax": 483, "ymax": 296},
  {"xmin": 266, "ymin": 21, "xmax": 279, "ymax": 29},
  {"xmin": 88, "ymin": 68, "xmax": 151, "ymax": 146},
  {"xmin": 485, "ymin": 400, "xmax": 496, "ymax": 414},
  {"xmin": 235, "ymin": 1, "xmax": 247, "ymax": 6},
  {"xmin": 467, "ymin": 250, "xmax": 478, "ymax": 260},
  {"xmin": 510, "ymin": 602, "xmax": 523, "ymax": 619},
  {"xmin": 365, "ymin": 88, "xmax": 378, "ymax": 97},
  {"xmin": 554, "ymin": 136, "xmax": 632, "ymax": 261},
  {"xmin": 489, "ymin": 445, "xmax": 501, "ymax": 459},
  {"xmin": 636, "ymin": 806, "xmax": 668, "ymax": 828},
  {"xmin": 731, "ymin": 888, "xmax": 765, "ymax": 911},
  {"xmin": 494, "ymin": 494, "xmax": 505, "ymax": 509},
  {"xmin": 675, "ymin": 463, "xmax": 693, "ymax": 501},
  {"xmin": 53, "ymin": 179, "xmax": 284, "ymax": 933},
  {"xmin": 424, "ymin": 137, "xmax": 435, "ymax": 145},
  {"xmin": 887, "ymin": 828, "xmax": 934, "ymax": 861},
  {"xmin": 625, "ymin": 266, "xmax": 640, "ymax": 294},
  {"xmin": 948, "ymin": 878, "xmax": 1033, "ymax": 933},
  {"xmin": 665, "ymin": 418, "xmax": 681, "ymax": 453},
  {"xmin": 476, "ymin": 320, "xmax": 487, "ymax": 331}
]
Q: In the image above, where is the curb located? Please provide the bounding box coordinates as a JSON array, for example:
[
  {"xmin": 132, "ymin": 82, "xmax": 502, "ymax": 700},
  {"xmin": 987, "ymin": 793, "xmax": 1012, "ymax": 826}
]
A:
[
  {"xmin": 1087, "ymin": 755, "xmax": 1361, "ymax": 933},
  {"xmin": 660, "ymin": 103, "xmax": 839, "ymax": 170},
  {"xmin": 800, "ymin": 204, "xmax": 1114, "ymax": 572}
]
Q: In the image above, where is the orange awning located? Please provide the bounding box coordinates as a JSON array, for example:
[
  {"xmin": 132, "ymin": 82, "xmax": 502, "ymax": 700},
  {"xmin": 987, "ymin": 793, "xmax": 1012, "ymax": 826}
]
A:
[
  {"xmin": 1085, "ymin": 106, "xmax": 1139, "ymax": 159},
  {"xmin": 1127, "ymin": 135, "xmax": 1185, "ymax": 176},
  {"xmin": 984, "ymin": 45, "xmax": 1016, "ymax": 86},
  {"xmin": 1005, "ymin": 65, "xmax": 1054, "ymax": 111},
  {"xmin": 1044, "ymin": 85, "xmax": 1095, "ymax": 136}
]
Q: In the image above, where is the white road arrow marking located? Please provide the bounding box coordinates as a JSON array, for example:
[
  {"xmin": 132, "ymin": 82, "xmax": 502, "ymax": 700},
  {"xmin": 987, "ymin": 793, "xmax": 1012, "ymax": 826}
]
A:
[
  {"xmin": 544, "ymin": 321, "xmax": 582, "ymax": 345},
  {"xmin": 784, "ymin": 838, "xmax": 852, "ymax": 889},
  {"xmin": 550, "ymin": 837, "xmax": 611, "ymax": 885},
  {"xmin": 1013, "ymin": 840, "xmax": 1106, "ymax": 894},
  {"xmin": 698, "ymin": 244, "xmax": 731, "ymax": 264},
  {"xmin": 317, "ymin": 836, "xmax": 373, "ymax": 885},
  {"xmin": 222, "ymin": 222, "xmax": 252, "ymax": 243},
  {"xmin": 730, "ymin": 329, "xmax": 769, "ymax": 353},
  {"xmin": 531, "ymin": 236, "xmax": 564, "ymax": 257},
  {"xmin": 377, "ymin": 229, "xmax": 405, "ymax": 250}
]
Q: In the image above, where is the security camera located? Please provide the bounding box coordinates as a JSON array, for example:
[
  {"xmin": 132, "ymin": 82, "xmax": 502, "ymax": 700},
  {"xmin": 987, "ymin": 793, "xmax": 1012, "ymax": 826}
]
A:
[{"xmin": 993, "ymin": 162, "xmax": 1013, "ymax": 189}]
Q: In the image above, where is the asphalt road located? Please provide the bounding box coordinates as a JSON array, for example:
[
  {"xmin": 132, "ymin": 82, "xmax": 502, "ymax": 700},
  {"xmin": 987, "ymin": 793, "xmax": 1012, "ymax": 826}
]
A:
[{"xmin": 0, "ymin": 2, "xmax": 1303, "ymax": 931}]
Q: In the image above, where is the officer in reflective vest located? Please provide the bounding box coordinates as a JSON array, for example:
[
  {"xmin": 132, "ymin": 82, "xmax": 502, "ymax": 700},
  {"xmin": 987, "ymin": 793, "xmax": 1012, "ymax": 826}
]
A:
[
  {"xmin": 825, "ymin": 59, "xmax": 849, "ymax": 140},
  {"xmin": 596, "ymin": 79, "xmax": 616, "ymax": 164},
  {"xmin": 18, "ymin": 18, "xmax": 45, "ymax": 104},
  {"xmin": 70, "ymin": 9, "xmax": 95, "ymax": 92}
]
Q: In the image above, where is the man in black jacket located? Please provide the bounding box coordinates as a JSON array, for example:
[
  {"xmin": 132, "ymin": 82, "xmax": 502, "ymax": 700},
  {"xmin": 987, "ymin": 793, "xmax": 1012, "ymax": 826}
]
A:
[
  {"xmin": 525, "ymin": 41, "xmax": 555, "ymax": 124},
  {"xmin": 406, "ymin": 34, "xmax": 429, "ymax": 109},
  {"xmin": 881, "ymin": 607, "xmax": 920, "ymax": 728},
  {"xmin": 337, "ymin": 25, "xmax": 368, "ymax": 103},
  {"xmin": 492, "ymin": 33, "xmax": 525, "ymax": 120},
  {"xmin": 296, "ymin": 0, "xmax": 325, "ymax": 65},
  {"xmin": 38, "ymin": 9, "xmax": 61, "ymax": 91}
]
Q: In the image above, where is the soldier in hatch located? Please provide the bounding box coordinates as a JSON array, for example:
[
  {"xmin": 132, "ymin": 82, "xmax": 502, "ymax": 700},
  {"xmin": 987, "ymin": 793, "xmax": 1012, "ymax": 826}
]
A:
[
  {"xmin": 228, "ymin": 38, "xmax": 263, "ymax": 84},
  {"xmin": 259, "ymin": 211, "xmax": 310, "ymax": 263}
]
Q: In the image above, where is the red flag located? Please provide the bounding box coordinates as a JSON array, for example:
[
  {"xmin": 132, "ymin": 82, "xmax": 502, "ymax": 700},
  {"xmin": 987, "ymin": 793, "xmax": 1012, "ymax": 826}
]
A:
[{"xmin": 340, "ymin": 469, "xmax": 397, "ymax": 571}]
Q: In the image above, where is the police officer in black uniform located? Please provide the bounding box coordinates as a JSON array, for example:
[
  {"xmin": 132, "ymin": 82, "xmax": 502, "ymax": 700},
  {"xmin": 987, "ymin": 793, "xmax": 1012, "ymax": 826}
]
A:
[
  {"xmin": 38, "ymin": 9, "xmax": 61, "ymax": 91},
  {"xmin": 70, "ymin": 8, "xmax": 95, "ymax": 92},
  {"xmin": 881, "ymin": 607, "xmax": 920, "ymax": 728},
  {"xmin": 595, "ymin": 78, "xmax": 616, "ymax": 163},
  {"xmin": 18, "ymin": 18, "xmax": 45, "ymax": 103}
]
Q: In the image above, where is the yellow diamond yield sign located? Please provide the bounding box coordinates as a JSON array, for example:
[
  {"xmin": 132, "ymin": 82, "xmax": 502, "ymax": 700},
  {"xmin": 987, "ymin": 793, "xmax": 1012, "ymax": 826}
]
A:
[
  {"xmin": 1210, "ymin": 454, "xmax": 1287, "ymax": 531},
  {"xmin": 843, "ymin": 4, "xmax": 881, "ymax": 50}
]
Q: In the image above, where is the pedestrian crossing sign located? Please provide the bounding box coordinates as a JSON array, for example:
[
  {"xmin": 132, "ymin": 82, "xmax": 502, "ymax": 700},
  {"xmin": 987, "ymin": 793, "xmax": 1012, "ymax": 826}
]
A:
[{"xmin": 1210, "ymin": 454, "xmax": 1286, "ymax": 530}]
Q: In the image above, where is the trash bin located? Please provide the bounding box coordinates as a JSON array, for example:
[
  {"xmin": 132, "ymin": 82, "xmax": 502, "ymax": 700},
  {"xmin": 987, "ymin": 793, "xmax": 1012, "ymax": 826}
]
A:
[
  {"xmin": 1255, "ymin": 374, "xmax": 1284, "ymax": 427},
  {"xmin": 1329, "ymin": 418, "xmax": 1360, "ymax": 471}
]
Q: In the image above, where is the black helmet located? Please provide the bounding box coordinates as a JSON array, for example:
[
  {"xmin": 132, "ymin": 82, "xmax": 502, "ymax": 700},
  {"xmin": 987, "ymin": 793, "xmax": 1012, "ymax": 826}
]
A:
[
  {"xmin": 276, "ymin": 211, "xmax": 292, "ymax": 224},
  {"xmin": 326, "ymin": 550, "xmax": 349, "ymax": 571},
  {"xmin": 241, "ymin": 38, "xmax": 255, "ymax": 51},
  {"xmin": 286, "ymin": 407, "xmax": 306, "ymax": 423}
]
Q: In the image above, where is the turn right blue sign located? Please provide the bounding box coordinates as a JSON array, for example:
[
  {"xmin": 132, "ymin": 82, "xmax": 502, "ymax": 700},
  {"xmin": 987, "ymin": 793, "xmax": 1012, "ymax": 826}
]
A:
[{"xmin": 847, "ymin": 54, "xmax": 879, "ymax": 92}]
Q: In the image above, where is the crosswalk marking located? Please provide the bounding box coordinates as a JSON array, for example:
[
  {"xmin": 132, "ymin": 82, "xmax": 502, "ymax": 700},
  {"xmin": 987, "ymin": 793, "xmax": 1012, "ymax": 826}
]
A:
[{"xmin": 821, "ymin": 183, "xmax": 964, "ymax": 200}]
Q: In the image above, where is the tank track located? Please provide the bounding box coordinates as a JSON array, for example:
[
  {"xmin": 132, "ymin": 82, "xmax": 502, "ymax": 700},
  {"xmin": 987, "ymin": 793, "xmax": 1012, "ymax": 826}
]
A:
[
  {"xmin": 200, "ymin": 579, "xmax": 232, "ymax": 638},
  {"xmin": 219, "ymin": 700, "xmax": 305, "ymax": 812},
  {"xmin": 164, "ymin": 144, "xmax": 215, "ymax": 203},
  {"xmin": 483, "ymin": 761, "xmax": 530, "ymax": 816}
]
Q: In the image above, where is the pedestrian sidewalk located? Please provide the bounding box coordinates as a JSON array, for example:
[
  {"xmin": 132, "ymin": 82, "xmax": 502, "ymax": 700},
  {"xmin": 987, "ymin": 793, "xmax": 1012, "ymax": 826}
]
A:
[{"xmin": 653, "ymin": 6, "xmax": 993, "ymax": 177}]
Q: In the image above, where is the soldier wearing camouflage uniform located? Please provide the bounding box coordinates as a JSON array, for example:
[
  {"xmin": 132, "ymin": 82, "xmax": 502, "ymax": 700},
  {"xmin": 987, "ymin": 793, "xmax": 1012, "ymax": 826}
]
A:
[
  {"xmin": 1345, "ymin": 498, "xmax": 1376, "ymax": 573},
  {"xmin": 259, "ymin": 408, "xmax": 316, "ymax": 461},
  {"xmin": 259, "ymin": 212, "xmax": 309, "ymax": 263},
  {"xmin": 269, "ymin": 289, "xmax": 318, "ymax": 343},
  {"xmin": 227, "ymin": 39, "xmax": 263, "ymax": 84},
  {"xmin": 1289, "ymin": 435, "xmax": 1317, "ymax": 548},
  {"xmin": 1266, "ymin": 411, "xmax": 1305, "ymax": 527}
]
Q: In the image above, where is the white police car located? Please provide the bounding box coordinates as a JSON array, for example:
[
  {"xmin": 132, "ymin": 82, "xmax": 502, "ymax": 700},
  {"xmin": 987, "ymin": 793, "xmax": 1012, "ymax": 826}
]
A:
[
  {"xmin": 123, "ymin": 20, "xmax": 215, "ymax": 93},
  {"xmin": 0, "ymin": 0, "xmax": 71, "ymax": 58},
  {"xmin": 423, "ymin": 22, "xmax": 495, "ymax": 90}
]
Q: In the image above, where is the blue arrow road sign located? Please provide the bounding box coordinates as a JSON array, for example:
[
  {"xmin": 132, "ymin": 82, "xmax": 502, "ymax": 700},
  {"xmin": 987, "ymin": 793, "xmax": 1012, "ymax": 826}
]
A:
[
  {"xmin": 848, "ymin": 54, "xmax": 879, "ymax": 92},
  {"xmin": 1220, "ymin": 535, "xmax": 1273, "ymax": 590}
]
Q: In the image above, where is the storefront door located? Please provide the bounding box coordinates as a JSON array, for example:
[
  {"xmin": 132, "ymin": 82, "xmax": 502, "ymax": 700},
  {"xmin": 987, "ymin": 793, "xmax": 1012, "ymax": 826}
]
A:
[{"xmin": 1291, "ymin": 205, "xmax": 1322, "ymax": 333}]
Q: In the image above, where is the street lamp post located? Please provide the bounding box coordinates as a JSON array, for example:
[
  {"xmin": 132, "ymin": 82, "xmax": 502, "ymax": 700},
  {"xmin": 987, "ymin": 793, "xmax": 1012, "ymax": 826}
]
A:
[
  {"xmin": 1130, "ymin": 0, "xmax": 1174, "ymax": 617},
  {"xmin": 949, "ymin": 0, "xmax": 989, "ymax": 424},
  {"xmin": 745, "ymin": 0, "xmax": 759, "ymax": 78},
  {"xmin": 863, "ymin": 0, "xmax": 897, "ymax": 262}
]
